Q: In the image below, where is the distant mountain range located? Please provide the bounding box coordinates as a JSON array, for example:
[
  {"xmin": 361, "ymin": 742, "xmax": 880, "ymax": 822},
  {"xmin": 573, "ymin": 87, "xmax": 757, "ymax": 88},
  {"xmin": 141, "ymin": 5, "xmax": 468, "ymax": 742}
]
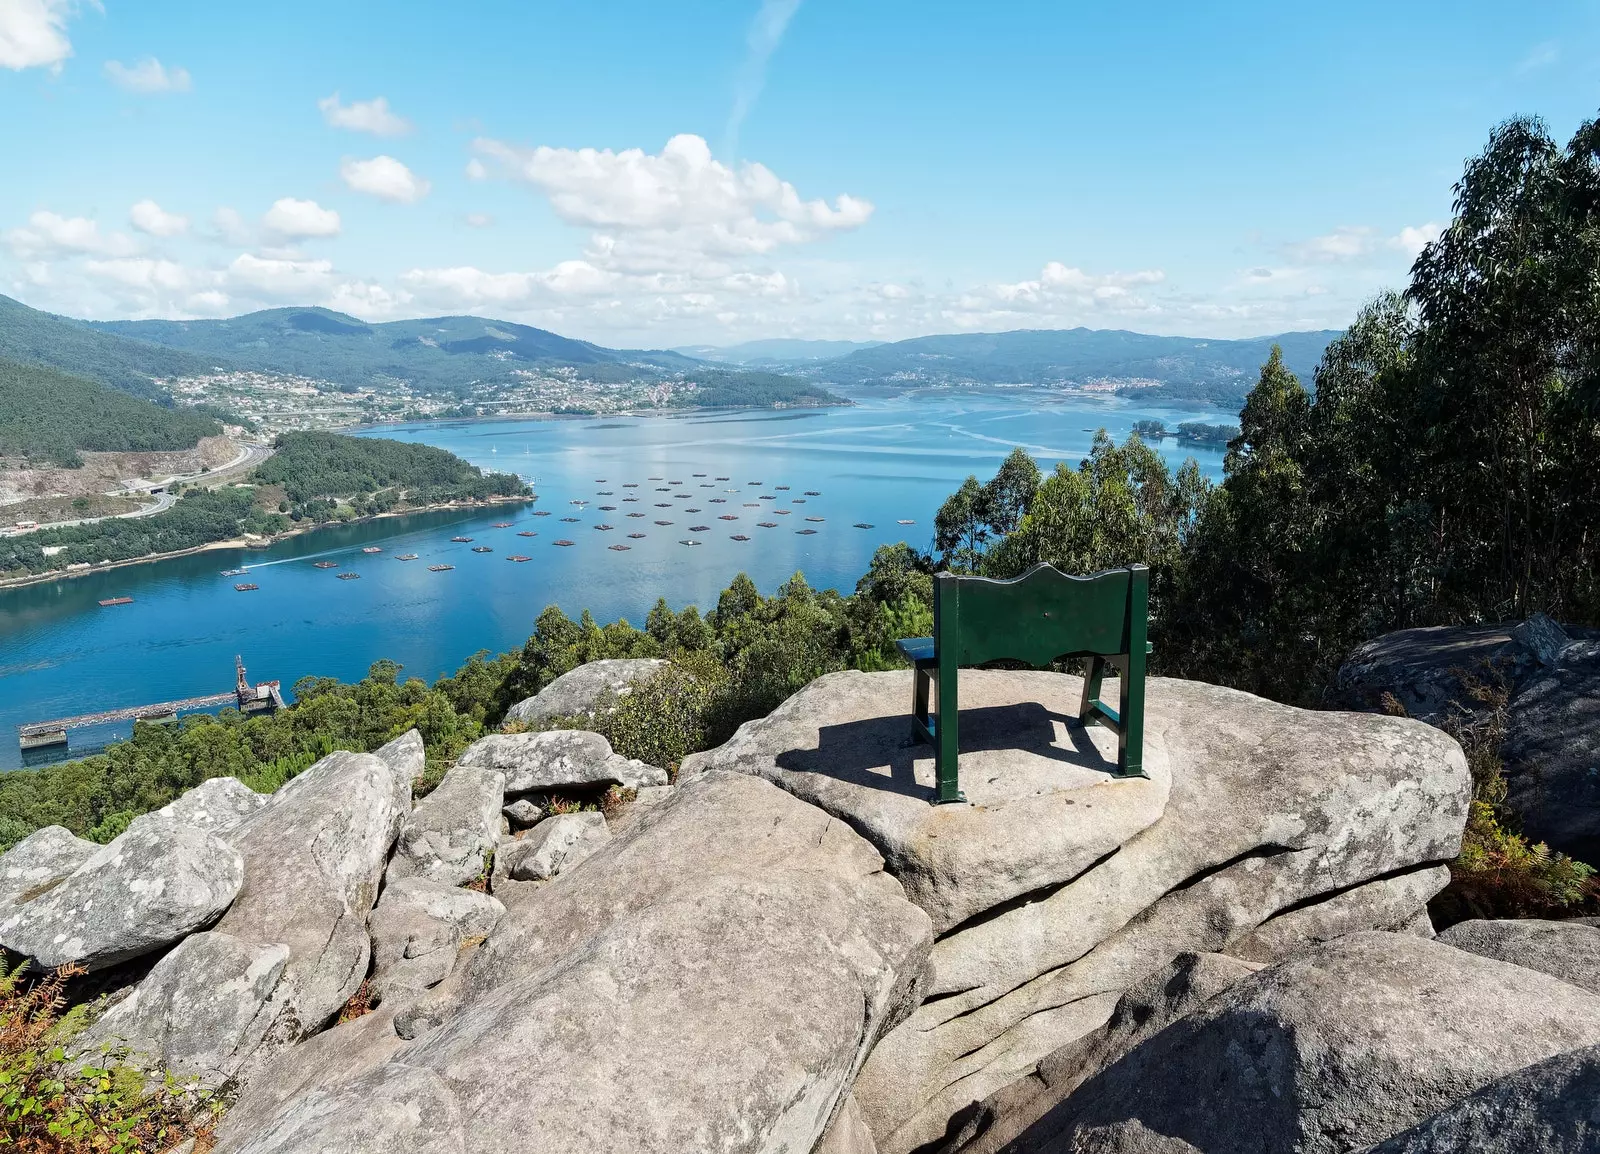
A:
[
  {"xmin": 807, "ymin": 328, "xmax": 1341, "ymax": 408},
  {"xmin": 674, "ymin": 338, "xmax": 886, "ymax": 366},
  {"xmin": 0, "ymin": 294, "xmax": 212, "ymax": 404}
]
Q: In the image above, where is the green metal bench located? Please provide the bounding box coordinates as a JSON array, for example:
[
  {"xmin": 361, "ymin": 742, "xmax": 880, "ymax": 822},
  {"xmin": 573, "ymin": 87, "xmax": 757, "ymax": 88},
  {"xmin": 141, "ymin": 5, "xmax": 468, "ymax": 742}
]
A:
[{"xmin": 895, "ymin": 563, "xmax": 1151, "ymax": 803}]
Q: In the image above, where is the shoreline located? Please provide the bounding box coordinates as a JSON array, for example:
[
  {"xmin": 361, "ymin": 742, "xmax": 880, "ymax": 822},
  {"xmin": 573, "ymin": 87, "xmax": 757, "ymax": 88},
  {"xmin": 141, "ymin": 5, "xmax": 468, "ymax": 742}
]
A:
[
  {"xmin": 340, "ymin": 397, "xmax": 854, "ymax": 435},
  {"xmin": 0, "ymin": 495, "xmax": 535, "ymax": 592}
]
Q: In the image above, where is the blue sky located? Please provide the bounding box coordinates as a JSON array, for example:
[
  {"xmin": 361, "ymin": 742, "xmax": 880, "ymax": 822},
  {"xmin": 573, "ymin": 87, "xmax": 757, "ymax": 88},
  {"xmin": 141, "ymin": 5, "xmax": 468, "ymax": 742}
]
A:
[{"xmin": 1, "ymin": 0, "xmax": 1596, "ymax": 346}]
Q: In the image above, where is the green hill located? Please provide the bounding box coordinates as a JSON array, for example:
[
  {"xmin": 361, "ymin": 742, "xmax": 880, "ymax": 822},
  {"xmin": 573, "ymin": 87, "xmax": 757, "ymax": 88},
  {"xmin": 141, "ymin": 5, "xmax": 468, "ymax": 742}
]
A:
[
  {"xmin": 0, "ymin": 294, "xmax": 215, "ymax": 403},
  {"xmin": 815, "ymin": 327, "xmax": 1341, "ymax": 407},
  {"xmin": 0, "ymin": 358, "xmax": 222, "ymax": 466}
]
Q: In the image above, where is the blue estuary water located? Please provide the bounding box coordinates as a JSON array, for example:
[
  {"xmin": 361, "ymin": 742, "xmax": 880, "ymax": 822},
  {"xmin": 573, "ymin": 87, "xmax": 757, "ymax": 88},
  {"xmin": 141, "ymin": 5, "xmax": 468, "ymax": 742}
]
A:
[{"xmin": 0, "ymin": 390, "xmax": 1229, "ymax": 768}]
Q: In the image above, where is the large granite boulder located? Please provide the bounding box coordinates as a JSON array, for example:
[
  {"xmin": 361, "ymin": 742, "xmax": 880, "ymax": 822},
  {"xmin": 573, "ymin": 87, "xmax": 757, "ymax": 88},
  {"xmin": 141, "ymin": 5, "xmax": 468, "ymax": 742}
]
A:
[
  {"xmin": 1500, "ymin": 652, "xmax": 1600, "ymax": 862},
  {"xmin": 0, "ymin": 818, "xmax": 242, "ymax": 971},
  {"xmin": 505, "ymin": 657, "xmax": 669, "ymax": 725},
  {"xmin": 0, "ymin": 825, "xmax": 97, "ymax": 915},
  {"xmin": 1363, "ymin": 1041, "xmax": 1600, "ymax": 1153},
  {"xmin": 1438, "ymin": 918, "xmax": 1600, "ymax": 996},
  {"xmin": 687, "ymin": 669, "xmax": 1471, "ymax": 1154},
  {"xmin": 494, "ymin": 811, "xmax": 608, "ymax": 883},
  {"xmin": 367, "ymin": 877, "xmax": 504, "ymax": 1003},
  {"xmin": 147, "ymin": 776, "xmax": 266, "ymax": 834},
  {"xmin": 372, "ymin": 729, "xmax": 426, "ymax": 812},
  {"xmin": 213, "ymin": 771, "xmax": 933, "ymax": 1154},
  {"xmin": 457, "ymin": 729, "xmax": 667, "ymax": 791},
  {"xmin": 1001, "ymin": 932, "xmax": 1600, "ymax": 1154},
  {"xmin": 385, "ymin": 763, "xmax": 505, "ymax": 887}
]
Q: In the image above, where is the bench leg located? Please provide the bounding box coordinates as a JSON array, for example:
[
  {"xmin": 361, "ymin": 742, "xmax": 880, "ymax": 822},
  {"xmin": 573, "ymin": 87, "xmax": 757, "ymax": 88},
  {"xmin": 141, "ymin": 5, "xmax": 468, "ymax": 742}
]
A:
[
  {"xmin": 911, "ymin": 662, "xmax": 931, "ymax": 743},
  {"xmin": 935, "ymin": 658, "xmax": 964, "ymax": 803},
  {"xmin": 1080, "ymin": 655, "xmax": 1106, "ymax": 726},
  {"xmin": 1119, "ymin": 646, "xmax": 1147, "ymax": 779}
]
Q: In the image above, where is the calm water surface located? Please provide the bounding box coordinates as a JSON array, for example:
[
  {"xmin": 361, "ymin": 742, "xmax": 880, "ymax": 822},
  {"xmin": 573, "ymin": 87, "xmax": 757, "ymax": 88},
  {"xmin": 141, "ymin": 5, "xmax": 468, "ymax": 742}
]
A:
[{"xmin": 0, "ymin": 390, "xmax": 1228, "ymax": 768}]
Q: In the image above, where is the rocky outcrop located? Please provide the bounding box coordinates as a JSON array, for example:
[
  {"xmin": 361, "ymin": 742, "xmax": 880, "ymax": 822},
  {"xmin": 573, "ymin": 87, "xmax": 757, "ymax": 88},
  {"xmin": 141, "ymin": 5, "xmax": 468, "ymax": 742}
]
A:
[
  {"xmin": 687, "ymin": 668, "xmax": 1471, "ymax": 1154},
  {"xmin": 385, "ymin": 763, "xmax": 504, "ymax": 887},
  {"xmin": 1336, "ymin": 616, "xmax": 1600, "ymax": 861},
  {"xmin": 372, "ymin": 729, "xmax": 426, "ymax": 812},
  {"xmin": 458, "ymin": 729, "xmax": 668, "ymax": 792},
  {"xmin": 213, "ymin": 770, "xmax": 933, "ymax": 1154},
  {"xmin": 1438, "ymin": 918, "xmax": 1600, "ymax": 996},
  {"xmin": 494, "ymin": 811, "xmax": 608, "ymax": 882},
  {"xmin": 0, "ymin": 825, "xmax": 97, "ymax": 914},
  {"xmin": 1363, "ymin": 1041, "xmax": 1600, "ymax": 1153},
  {"xmin": 146, "ymin": 776, "xmax": 266, "ymax": 834},
  {"xmin": 998, "ymin": 932, "xmax": 1600, "ymax": 1153},
  {"xmin": 505, "ymin": 657, "xmax": 669, "ymax": 725},
  {"xmin": 0, "ymin": 818, "xmax": 242, "ymax": 970},
  {"xmin": 367, "ymin": 878, "xmax": 504, "ymax": 1003}
]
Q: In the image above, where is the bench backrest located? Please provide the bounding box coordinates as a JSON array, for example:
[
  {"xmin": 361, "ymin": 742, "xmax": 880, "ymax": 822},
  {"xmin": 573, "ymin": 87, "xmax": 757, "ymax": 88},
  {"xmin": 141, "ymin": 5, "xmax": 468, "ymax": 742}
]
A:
[{"xmin": 933, "ymin": 562, "xmax": 1149, "ymax": 667}]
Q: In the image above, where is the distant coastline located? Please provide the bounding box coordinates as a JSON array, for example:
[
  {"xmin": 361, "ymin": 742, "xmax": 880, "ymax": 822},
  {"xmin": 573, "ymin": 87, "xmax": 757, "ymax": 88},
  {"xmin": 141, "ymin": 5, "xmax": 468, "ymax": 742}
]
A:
[
  {"xmin": 341, "ymin": 396, "xmax": 854, "ymax": 435},
  {"xmin": 0, "ymin": 494, "xmax": 535, "ymax": 592}
]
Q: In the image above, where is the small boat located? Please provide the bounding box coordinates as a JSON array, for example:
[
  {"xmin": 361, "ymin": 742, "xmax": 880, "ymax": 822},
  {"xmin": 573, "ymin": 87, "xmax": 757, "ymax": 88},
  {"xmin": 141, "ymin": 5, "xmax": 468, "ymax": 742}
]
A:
[
  {"xmin": 472, "ymin": 546, "xmax": 493, "ymax": 553},
  {"xmin": 338, "ymin": 572, "xmax": 361, "ymax": 580},
  {"xmin": 518, "ymin": 531, "xmax": 536, "ymax": 537},
  {"xmin": 897, "ymin": 519, "xmax": 916, "ymax": 525},
  {"xmin": 507, "ymin": 555, "xmax": 532, "ymax": 562},
  {"xmin": 718, "ymin": 514, "xmax": 738, "ymax": 521},
  {"xmin": 554, "ymin": 540, "xmax": 575, "ymax": 547},
  {"xmin": 492, "ymin": 522, "xmax": 513, "ymax": 528},
  {"xmin": 628, "ymin": 532, "xmax": 646, "ymax": 539},
  {"xmin": 654, "ymin": 520, "xmax": 673, "ymax": 526},
  {"xmin": 689, "ymin": 525, "xmax": 711, "ymax": 532},
  {"xmin": 679, "ymin": 539, "xmax": 701, "ymax": 547},
  {"xmin": 805, "ymin": 491, "xmax": 821, "ymax": 496},
  {"xmin": 99, "ymin": 596, "xmax": 133, "ymax": 607},
  {"xmin": 796, "ymin": 529, "xmax": 818, "ymax": 536},
  {"xmin": 560, "ymin": 517, "xmax": 580, "ymax": 523},
  {"xmin": 396, "ymin": 553, "xmax": 419, "ymax": 560},
  {"xmin": 608, "ymin": 544, "xmax": 631, "ymax": 552},
  {"xmin": 757, "ymin": 521, "xmax": 777, "ymax": 528},
  {"xmin": 595, "ymin": 524, "xmax": 614, "ymax": 531},
  {"xmin": 314, "ymin": 560, "xmax": 339, "ymax": 569},
  {"xmin": 428, "ymin": 564, "xmax": 454, "ymax": 572},
  {"xmin": 854, "ymin": 522, "xmax": 874, "ymax": 529},
  {"xmin": 234, "ymin": 583, "xmax": 259, "ymax": 591},
  {"xmin": 221, "ymin": 568, "xmax": 248, "ymax": 577},
  {"xmin": 451, "ymin": 536, "xmax": 473, "ymax": 543},
  {"xmin": 806, "ymin": 516, "xmax": 825, "ymax": 523},
  {"xmin": 532, "ymin": 510, "xmax": 551, "ymax": 517},
  {"xmin": 363, "ymin": 547, "xmax": 383, "ymax": 554},
  {"xmin": 730, "ymin": 534, "xmax": 751, "ymax": 541}
]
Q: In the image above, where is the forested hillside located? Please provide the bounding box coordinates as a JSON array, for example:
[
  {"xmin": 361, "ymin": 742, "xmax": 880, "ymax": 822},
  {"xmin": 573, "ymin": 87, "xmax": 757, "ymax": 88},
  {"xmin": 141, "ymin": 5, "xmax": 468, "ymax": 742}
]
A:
[
  {"xmin": 0, "ymin": 359, "xmax": 222, "ymax": 466},
  {"xmin": 0, "ymin": 294, "xmax": 214, "ymax": 402}
]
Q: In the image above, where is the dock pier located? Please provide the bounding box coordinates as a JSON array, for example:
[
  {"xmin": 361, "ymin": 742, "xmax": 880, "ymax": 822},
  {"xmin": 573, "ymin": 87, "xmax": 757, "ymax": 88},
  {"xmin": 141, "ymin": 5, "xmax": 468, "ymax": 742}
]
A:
[{"xmin": 17, "ymin": 656, "xmax": 283, "ymax": 753}]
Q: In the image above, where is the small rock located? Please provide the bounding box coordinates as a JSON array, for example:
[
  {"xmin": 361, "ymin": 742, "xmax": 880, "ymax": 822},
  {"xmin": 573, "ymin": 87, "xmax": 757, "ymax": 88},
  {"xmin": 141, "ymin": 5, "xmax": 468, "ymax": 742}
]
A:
[
  {"xmin": 0, "ymin": 825, "xmax": 97, "ymax": 915},
  {"xmin": 368, "ymin": 877, "xmax": 504, "ymax": 1002},
  {"xmin": 500, "ymin": 812, "xmax": 609, "ymax": 881},
  {"xmin": 386, "ymin": 763, "xmax": 505, "ymax": 887},
  {"xmin": 1438, "ymin": 918, "xmax": 1600, "ymax": 996},
  {"xmin": 144, "ymin": 777, "xmax": 266, "ymax": 835},
  {"xmin": 457, "ymin": 730, "xmax": 666, "ymax": 792},
  {"xmin": 501, "ymin": 797, "xmax": 545, "ymax": 827},
  {"xmin": 505, "ymin": 658, "xmax": 669, "ymax": 725},
  {"xmin": 0, "ymin": 818, "xmax": 242, "ymax": 971},
  {"xmin": 1512, "ymin": 611, "xmax": 1572, "ymax": 667}
]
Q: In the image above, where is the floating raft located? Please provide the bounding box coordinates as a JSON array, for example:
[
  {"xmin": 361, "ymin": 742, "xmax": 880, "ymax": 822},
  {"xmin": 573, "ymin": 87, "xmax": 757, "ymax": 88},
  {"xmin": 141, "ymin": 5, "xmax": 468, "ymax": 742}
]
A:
[
  {"xmin": 805, "ymin": 517, "xmax": 825, "ymax": 523},
  {"xmin": 654, "ymin": 503, "xmax": 672, "ymax": 508},
  {"xmin": 338, "ymin": 572, "xmax": 361, "ymax": 581},
  {"xmin": 554, "ymin": 540, "xmax": 575, "ymax": 547},
  {"xmin": 757, "ymin": 521, "xmax": 778, "ymax": 528},
  {"xmin": 715, "ymin": 476, "xmax": 730, "ymax": 481},
  {"xmin": 492, "ymin": 522, "xmax": 514, "ymax": 528},
  {"xmin": 608, "ymin": 544, "xmax": 631, "ymax": 552},
  {"xmin": 897, "ymin": 519, "xmax": 916, "ymax": 525},
  {"xmin": 626, "ymin": 512, "xmax": 645, "ymax": 518},
  {"xmin": 595, "ymin": 478, "xmax": 608, "ymax": 483},
  {"xmin": 507, "ymin": 555, "xmax": 532, "ymax": 562},
  {"xmin": 428, "ymin": 564, "xmax": 454, "ymax": 572},
  {"xmin": 792, "ymin": 499, "xmax": 807, "ymax": 504},
  {"xmin": 805, "ymin": 491, "xmax": 821, "ymax": 496},
  {"xmin": 363, "ymin": 547, "xmax": 383, "ymax": 554},
  {"xmin": 797, "ymin": 529, "xmax": 818, "ymax": 535},
  {"xmin": 627, "ymin": 533, "xmax": 646, "ymax": 539},
  {"xmin": 759, "ymin": 495, "xmax": 776, "ymax": 501},
  {"xmin": 648, "ymin": 476, "xmax": 663, "ymax": 480},
  {"xmin": 623, "ymin": 483, "xmax": 639, "ymax": 488},
  {"xmin": 451, "ymin": 536, "xmax": 473, "ymax": 543},
  {"xmin": 221, "ymin": 568, "xmax": 248, "ymax": 577},
  {"xmin": 693, "ymin": 473, "xmax": 707, "ymax": 477},
  {"xmin": 314, "ymin": 560, "xmax": 339, "ymax": 569},
  {"xmin": 685, "ymin": 507, "xmax": 702, "ymax": 513},
  {"xmin": 854, "ymin": 522, "xmax": 874, "ymax": 529},
  {"xmin": 472, "ymin": 546, "xmax": 493, "ymax": 553},
  {"xmin": 234, "ymin": 583, "xmax": 258, "ymax": 591},
  {"xmin": 669, "ymin": 480, "xmax": 683, "ymax": 485},
  {"xmin": 570, "ymin": 499, "xmax": 588, "ymax": 505},
  {"xmin": 775, "ymin": 485, "xmax": 790, "ymax": 491},
  {"xmin": 560, "ymin": 517, "xmax": 581, "ymax": 523},
  {"xmin": 517, "ymin": 531, "xmax": 536, "ymax": 537},
  {"xmin": 719, "ymin": 514, "xmax": 738, "ymax": 521},
  {"xmin": 689, "ymin": 525, "xmax": 711, "ymax": 532},
  {"xmin": 595, "ymin": 524, "xmax": 614, "ymax": 531},
  {"xmin": 98, "ymin": 596, "xmax": 133, "ymax": 607},
  {"xmin": 710, "ymin": 498, "xmax": 727, "ymax": 504},
  {"xmin": 599, "ymin": 505, "xmax": 617, "ymax": 511},
  {"xmin": 679, "ymin": 539, "xmax": 701, "ymax": 547},
  {"xmin": 654, "ymin": 520, "xmax": 673, "ymax": 526},
  {"xmin": 730, "ymin": 534, "xmax": 751, "ymax": 541},
  {"xmin": 775, "ymin": 509, "xmax": 792, "ymax": 516},
  {"xmin": 396, "ymin": 553, "xmax": 419, "ymax": 560},
  {"xmin": 532, "ymin": 510, "xmax": 551, "ymax": 517},
  {"xmin": 748, "ymin": 481, "xmax": 763, "ymax": 486}
]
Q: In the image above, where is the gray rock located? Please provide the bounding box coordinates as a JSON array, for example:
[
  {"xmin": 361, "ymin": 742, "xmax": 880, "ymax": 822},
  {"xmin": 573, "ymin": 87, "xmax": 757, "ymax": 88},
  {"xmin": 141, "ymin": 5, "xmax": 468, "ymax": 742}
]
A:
[
  {"xmin": 499, "ymin": 811, "xmax": 608, "ymax": 881},
  {"xmin": 1228, "ymin": 865, "xmax": 1451, "ymax": 963},
  {"xmin": 1512, "ymin": 611, "xmax": 1572, "ymax": 667},
  {"xmin": 1334, "ymin": 622, "xmax": 1520, "ymax": 725},
  {"xmin": 367, "ymin": 877, "xmax": 503, "ymax": 1002},
  {"xmin": 385, "ymin": 763, "xmax": 505, "ymax": 887},
  {"xmin": 1502, "ymin": 654, "xmax": 1600, "ymax": 862},
  {"xmin": 1438, "ymin": 918, "xmax": 1600, "ymax": 995},
  {"xmin": 0, "ymin": 818, "xmax": 242, "ymax": 970},
  {"xmin": 371, "ymin": 729, "xmax": 426, "ymax": 812},
  {"xmin": 1003, "ymin": 932, "xmax": 1600, "ymax": 1154},
  {"xmin": 147, "ymin": 777, "xmax": 266, "ymax": 834},
  {"xmin": 501, "ymin": 797, "xmax": 544, "ymax": 827},
  {"xmin": 818, "ymin": 1094, "xmax": 880, "ymax": 1154},
  {"xmin": 212, "ymin": 749, "xmax": 408, "ymax": 1057},
  {"xmin": 690, "ymin": 670, "xmax": 1470, "ymax": 1154},
  {"xmin": 1362, "ymin": 1041, "xmax": 1600, "ymax": 1153},
  {"xmin": 457, "ymin": 728, "xmax": 667, "ymax": 791},
  {"xmin": 72, "ymin": 931, "xmax": 289, "ymax": 1086},
  {"xmin": 505, "ymin": 657, "xmax": 669, "ymax": 725},
  {"xmin": 214, "ymin": 771, "xmax": 932, "ymax": 1154},
  {"xmin": 0, "ymin": 825, "xmax": 97, "ymax": 915}
]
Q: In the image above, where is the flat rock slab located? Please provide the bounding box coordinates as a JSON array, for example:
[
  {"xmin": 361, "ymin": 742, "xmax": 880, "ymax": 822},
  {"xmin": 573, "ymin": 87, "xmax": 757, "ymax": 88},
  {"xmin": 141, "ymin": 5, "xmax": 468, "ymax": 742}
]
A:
[
  {"xmin": 147, "ymin": 777, "xmax": 266, "ymax": 834},
  {"xmin": 458, "ymin": 730, "xmax": 667, "ymax": 792},
  {"xmin": 684, "ymin": 669, "xmax": 1171, "ymax": 933},
  {"xmin": 1438, "ymin": 918, "xmax": 1600, "ymax": 995},
  {"xmin": 505, "ymin": 657, "xmax": 669, "ymax": 725},
  {"xmin": 0, "ymin": 818, "xmax": 242, "ymax": 971}
]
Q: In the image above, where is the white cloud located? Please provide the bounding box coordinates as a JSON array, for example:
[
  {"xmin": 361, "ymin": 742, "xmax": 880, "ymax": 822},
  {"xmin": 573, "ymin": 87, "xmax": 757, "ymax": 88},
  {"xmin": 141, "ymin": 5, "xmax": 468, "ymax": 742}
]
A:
[
  {"xmin": 4, "ymin": 210, "xmax": 136, "ymax": 257},
  {"xmin": 472, "ymin": 133, "xmax": 872, "ymax": 268},
  {"xmin": 340, "ymin": 155, "xmax": 430, "ymax": 203},
  {"xmin": 129, "ymin": 199, "xmax": 188, "ymax": 237},
  {"xmin": 212, "ymin": 207, "xmax": 251, "ymax": 244},
  {"xmin": 227, "ymin": 253, "xmax": 335, "ymax": 298},
  {"xmin": 85, "ymin": 257, "xmax": 195, "ymax": 291},
  {"xmin": 262, "ymin": 198, "xmax": 341, "ymax": 239},
  {"xmin": 993, "ymin": 261, "xmax": 1165, "ymax": 306},
  {"xmin": 1516, "ymin": 41, "xmax": 1558, "ymax": 75},
  {"xmin": 319, "ymin": 92, "xmax": 412, "ymax": 136},
  {"xmin": 0, "ymin": 0, "xmax": 74, "ymax": 72},
  {"xmin": 1391, "ymin": 221, "xmax": 1442, "ymax": 256},
  {"xmin": 725, "ymin": 0, "xmax": 802, "ymax": 158},
  {"xmin": 1288, "ymin": 226, "xmax": 1377, "ymax": 263},
  {"xmin": 465, "ymin": 158, "xmax": 488, "ymax": 181},
  {"xmin": 463, "ymin": 212, "xmax": 494, "ymax": 228},
  {"xmin": 104, "ymin": 57, "xmax": 192, "ymax": 93}
]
